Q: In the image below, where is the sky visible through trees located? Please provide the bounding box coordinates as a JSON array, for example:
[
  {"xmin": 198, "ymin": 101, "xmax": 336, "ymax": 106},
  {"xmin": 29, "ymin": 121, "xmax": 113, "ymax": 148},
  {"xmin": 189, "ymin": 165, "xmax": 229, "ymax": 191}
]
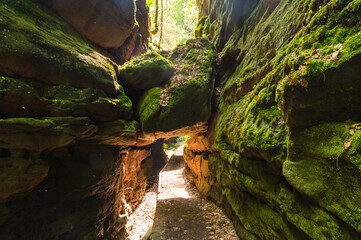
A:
[{"xmin": 147, "ymin": 0, "xmax": 198, "ymax": 50}]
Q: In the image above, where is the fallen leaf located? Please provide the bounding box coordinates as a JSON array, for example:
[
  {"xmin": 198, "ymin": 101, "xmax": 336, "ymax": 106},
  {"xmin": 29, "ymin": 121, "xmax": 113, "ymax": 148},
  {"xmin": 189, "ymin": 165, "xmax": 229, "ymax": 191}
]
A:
[
  {"xmin": 344, "ymin": 140, "xmax": 352, "ymax": 149},
  {"xmin": 350, "ymin": 129, "xmax": 355, "ymax": 136},
  {"xmin": 290, "ymin": 77, "xmax": 297, "ymax": 84},
  {"xmin": 300, "ymin": 79, "xmax": 309, "ymax": 88}
]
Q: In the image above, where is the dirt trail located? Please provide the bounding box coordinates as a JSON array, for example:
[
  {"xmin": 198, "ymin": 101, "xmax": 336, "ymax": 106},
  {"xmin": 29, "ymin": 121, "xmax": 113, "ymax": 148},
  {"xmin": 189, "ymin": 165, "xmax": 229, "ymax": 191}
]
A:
[{"xmin": 149, "ymin": 146, "xmax": 239, "ymax": 240}]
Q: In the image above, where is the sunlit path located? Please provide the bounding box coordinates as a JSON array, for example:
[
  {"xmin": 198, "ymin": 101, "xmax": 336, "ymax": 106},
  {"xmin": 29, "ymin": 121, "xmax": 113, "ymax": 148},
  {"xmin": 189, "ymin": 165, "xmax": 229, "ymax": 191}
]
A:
[{"xmin": 149, "ymin": 145, "xmax": 238, "ymax": 240}]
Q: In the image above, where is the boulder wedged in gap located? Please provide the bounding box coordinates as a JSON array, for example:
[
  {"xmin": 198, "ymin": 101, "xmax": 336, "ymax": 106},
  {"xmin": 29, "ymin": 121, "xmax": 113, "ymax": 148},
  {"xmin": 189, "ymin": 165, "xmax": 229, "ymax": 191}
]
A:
[
  {"xmin": 137, "ymin": 38, "xmax": 216, "ymax": 139},
  {"xmin": 118, "ymin": 52, "xmax": 175, "ymax": 91}
]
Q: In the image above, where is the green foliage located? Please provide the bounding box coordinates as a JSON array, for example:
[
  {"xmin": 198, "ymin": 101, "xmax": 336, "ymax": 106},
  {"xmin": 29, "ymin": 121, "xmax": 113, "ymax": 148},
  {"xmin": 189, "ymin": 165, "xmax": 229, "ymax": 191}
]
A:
[
  {"xmin": 163, "ymin": 137, "xmax": 184, "ymax": 150},
  {"xmin": 148, "ymin": 0, "xmax": 198, "ymax": 49}
]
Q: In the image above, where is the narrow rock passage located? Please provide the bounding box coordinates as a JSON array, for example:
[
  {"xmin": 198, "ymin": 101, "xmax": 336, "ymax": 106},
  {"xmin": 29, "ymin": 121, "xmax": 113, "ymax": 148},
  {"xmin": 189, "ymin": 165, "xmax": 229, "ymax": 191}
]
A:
[{"xmin": 150, "ymin": 146, "xmax": 239, "ymax": 240}]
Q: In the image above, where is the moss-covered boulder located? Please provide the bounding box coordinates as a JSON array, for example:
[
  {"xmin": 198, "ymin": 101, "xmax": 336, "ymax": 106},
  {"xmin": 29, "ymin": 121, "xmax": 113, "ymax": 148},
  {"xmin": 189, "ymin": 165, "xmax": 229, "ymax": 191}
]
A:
[
  {"xmin": 118, "ymin": 52, "xmax": 175, "ymax": 90},
  {"xmin": 0, "ymin": 0, "xmax": 120, "ymax": 94},
  {"xmin": 137, "ymin": 38, "xmax": 216, "ymax": 136}
]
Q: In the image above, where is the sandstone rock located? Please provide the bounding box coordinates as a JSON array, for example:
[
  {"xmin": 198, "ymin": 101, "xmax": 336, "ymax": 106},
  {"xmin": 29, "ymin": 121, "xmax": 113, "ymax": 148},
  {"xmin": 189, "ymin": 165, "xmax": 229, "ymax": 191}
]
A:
[
  {"xmin": 0, "ymin": 76, "xmax": 133, "ymax": 122},
  {"xmin": 0, "ymin": 0, "xmax": 151, "ymax": 239},
  {"xmin": 186, "ymin": 135, "xmax": 211, "ymax": 152},
  {"xmin": 136, "ymin": 0, "xmax": 151, "ymax": 41},
  {"xmin": 0, "ymin": 158, "xmax": 49, "ymax": 202},
  {"xmin": 284, "ymin": 123, "xmax": 361, "ymax": 233},
  {"xmin": 118, "ymin": 52, "xmax": 175, "ymax": 91},
  {"xmin": 0, "ymin": 117, "xmax": 97, "ymax": 153},
  {"xmin": 106, "ymin": 0, "xmax": 150, "ymax": 64},
  {"xmin": 89, "ymin": 120, "xmax": 138, "ymax": 146},
  {"xmin": 139, "ymin": 122, "xmax": 208, "ymax": 141},
  {"xmin": 184, "ymin": 150, "xmax": 213, "ymax": 195},
  {"xmin": 40, "ymin": 0, "xmax": 136, "ymax": 48},
  {"xmin": 0, "ymin": 0, "xmax": 120, "ymax": 94},
  {"xmin": 194, "ymin": 0, "xmax": 361, "ymax": 238},
  {"xmin": 137, "ymin": 38, "xmax": 216, "ymax": 135},
  {"xmin": 284, "ymin": 54, "xmax": 361, "ymax": 127},
  {"xmin": 108, "ymin": 26, "xmax": 140, "ymax": 64}
]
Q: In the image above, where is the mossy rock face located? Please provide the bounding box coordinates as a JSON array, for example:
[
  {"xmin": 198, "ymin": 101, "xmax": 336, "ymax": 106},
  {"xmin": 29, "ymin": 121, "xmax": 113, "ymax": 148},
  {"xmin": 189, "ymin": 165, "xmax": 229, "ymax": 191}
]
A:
[
  {"xmin": 0, "ymin": 0, "xmax": 120, "ymax": 94},
  {"xmin": 137, "ymin": 38, "xmax": 216, "ymax": 133},
  {"xmin": 200, "ymin": 0, "xmax": 361, "ymax": 238},
  {"xmin": 208, "ymin": 150, "xmax": 358, "ymax": 239},
  {"xmin": 284, "ymin": 53, "xmax": 361, "ymax": 127},
  {"xmin": 284, "ymin": 123, "xmax": 361, "ymax": 233},
  {"xmin": 0, "ymin": 117, "xmax": 97, "ymax": 152},
  {"xmin": 0, "ymin": 76, "xmax": 133, "ymax": 121},
  {"xmin": 118, "ymin": 52, "xmax": 175, "ymax": 91},
  {"xmin": 138, "ymin": 87, "xmax": 163, "ymax": 132}
]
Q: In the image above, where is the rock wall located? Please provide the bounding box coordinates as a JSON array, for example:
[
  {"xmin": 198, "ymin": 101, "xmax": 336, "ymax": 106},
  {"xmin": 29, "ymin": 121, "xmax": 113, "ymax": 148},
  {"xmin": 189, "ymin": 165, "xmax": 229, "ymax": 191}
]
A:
[
  {"xmin": 0, "ymin": 0, "xmax": 152, "ymax": 238},
  {"xmin": 0, "ymin": 0, "xmax": 215, "ymax": 238},
  {"xmin": 187, "ymin": 0, "xmax": 361, "ymax": 239},
  {"xmin": 40, "ymin": 0, "xmax": 150, "ymax": 64}
]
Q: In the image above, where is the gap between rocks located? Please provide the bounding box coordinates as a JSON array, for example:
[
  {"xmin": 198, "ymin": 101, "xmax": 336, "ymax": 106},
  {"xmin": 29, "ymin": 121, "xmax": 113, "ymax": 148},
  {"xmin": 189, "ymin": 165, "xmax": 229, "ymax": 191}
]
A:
[{"xmin": 126, "ymin": 142, "xmax": 239, "ymax": 240}]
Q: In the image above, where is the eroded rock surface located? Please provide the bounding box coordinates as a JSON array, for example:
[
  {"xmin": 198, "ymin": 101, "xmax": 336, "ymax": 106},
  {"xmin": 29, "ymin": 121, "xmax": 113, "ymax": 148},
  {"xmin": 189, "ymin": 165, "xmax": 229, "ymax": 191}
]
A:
[
  {"xmin": 184, "ymin": 0, "xmax": 361, "ymax": 239},
  {"xmin": 0, "ymin": 0, "xmax": 151, "ymax": 238},
  {"xmin": 40, "ymin": 0, "xmax": 136, "ymax": 48},
  {"xmin": 40, "ymin": 0, "xmax": 150, "ymax": 63}
]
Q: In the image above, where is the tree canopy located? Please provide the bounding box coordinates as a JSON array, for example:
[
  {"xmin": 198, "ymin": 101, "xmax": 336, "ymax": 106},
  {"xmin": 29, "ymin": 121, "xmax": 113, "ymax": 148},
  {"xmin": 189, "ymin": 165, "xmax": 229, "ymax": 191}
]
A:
[{"xmin": 147, "ymin": 0, "xmax": 198, "ymax": 50}]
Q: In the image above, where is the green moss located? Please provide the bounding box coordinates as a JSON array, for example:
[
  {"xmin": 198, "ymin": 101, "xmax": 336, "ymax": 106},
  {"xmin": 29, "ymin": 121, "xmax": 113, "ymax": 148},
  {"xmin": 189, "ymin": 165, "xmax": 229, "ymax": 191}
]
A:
[
  {"xmin": 137, "ymin": 38, "xmax": 215, "ymax": 133},
  {"xmin": 346, "ymin": 210, "xmax": 361, "ymax": 230},
  {"xmin": 0, "ymin": 0, "xmax": 118, "ymax": 92},
  {"xmin": 118, "ymin": 52, "xmax": 175, "ymax": 90},
  {"xmin": 290, "ymin": 123, "xmax": 349, "ymax": 160},
  {"xmin": 284, "ymin": 122, "xmax": 361, "ymax": 232},
  {"xmin": 158, "ymin": 77, "xmax": 211, "ymax": 131},
  {"xmin": 0, "ymin": 117, "xmax": 55, "ymax": 130},
  {"xmin": 0, "ymin": 76, "xmax": 39, "ymax": 97},
  {"xmin": 215, "ymin": 75, "xmax": 289, "ymax": 163},
  {"xmin": 203, "ymin": 0, "xmax": 361, "ymax": 238},
  {"xmin": 138, "ymin": 87, "xmax": 162, "ymax": 133}
]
